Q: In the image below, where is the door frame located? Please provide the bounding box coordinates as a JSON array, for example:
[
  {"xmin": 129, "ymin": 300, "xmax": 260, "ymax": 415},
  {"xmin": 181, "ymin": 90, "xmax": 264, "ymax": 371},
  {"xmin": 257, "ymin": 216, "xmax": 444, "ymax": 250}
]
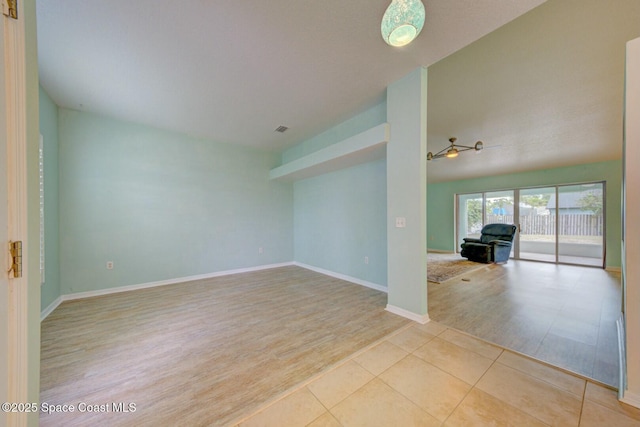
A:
[{"xmin": 2, "ymin": 0, "xmax": 31, "ymax": 425}]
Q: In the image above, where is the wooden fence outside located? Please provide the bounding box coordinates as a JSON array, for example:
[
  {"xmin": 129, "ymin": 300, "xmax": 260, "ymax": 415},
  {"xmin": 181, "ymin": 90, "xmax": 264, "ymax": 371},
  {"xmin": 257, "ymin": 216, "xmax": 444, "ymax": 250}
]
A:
[{"xmin": 486, "ymin": 214, "xmax": 603, "ymax": 236}]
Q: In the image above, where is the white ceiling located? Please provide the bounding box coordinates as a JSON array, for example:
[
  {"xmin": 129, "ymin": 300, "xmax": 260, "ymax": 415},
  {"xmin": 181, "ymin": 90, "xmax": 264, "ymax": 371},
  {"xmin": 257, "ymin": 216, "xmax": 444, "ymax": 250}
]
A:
[{"xmin": 36, "ymin": 0, "xmax": 547, "ymax": 156}]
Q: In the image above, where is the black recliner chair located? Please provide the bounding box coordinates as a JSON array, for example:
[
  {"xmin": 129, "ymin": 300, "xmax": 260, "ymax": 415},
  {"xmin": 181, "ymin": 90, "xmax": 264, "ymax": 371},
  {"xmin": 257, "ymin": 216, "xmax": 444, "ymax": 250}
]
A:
[{"xmin": 460, "ymin": 223, "xmax": 517, "ymax": 264}]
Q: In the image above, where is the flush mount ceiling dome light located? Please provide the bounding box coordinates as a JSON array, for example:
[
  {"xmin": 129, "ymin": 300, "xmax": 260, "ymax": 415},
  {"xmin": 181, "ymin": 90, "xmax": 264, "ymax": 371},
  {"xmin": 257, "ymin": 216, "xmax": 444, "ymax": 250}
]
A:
[{"xmin": 381, "ymin": 0, "xmax": 426, "ymax": 47}]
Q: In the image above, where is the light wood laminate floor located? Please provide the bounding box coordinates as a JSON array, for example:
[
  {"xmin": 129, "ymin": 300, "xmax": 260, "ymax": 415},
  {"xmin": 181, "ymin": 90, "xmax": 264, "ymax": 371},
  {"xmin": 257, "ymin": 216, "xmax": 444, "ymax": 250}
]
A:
[
  {"xmin": 40, "ymin": 266, "xmax": 409, "ymax": 426},
  {"xmin": 428, "ymin": 259, "xmax": 621, "ymax": 387},
  {"xmin": 40, "ymin": 263, "xmax": 633, "ymax": 425}
]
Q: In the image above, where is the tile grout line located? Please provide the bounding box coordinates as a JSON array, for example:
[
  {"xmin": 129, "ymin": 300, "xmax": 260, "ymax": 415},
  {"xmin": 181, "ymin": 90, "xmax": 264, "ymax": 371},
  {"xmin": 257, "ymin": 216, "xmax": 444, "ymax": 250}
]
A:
[
  {"xmin": 364, "ymin": 333, "xmax": 441, "ymax": 423},
  {"xmin": 375, "ymin": 325, "xmax": 500, "ymax": 424},
  {"xmin": 440, "ymin": 347, "xmax": 508, "ymax": 425},
  {"xmin": 228, "ymin": 322, "xmax": 415, "ymax": 426},
  {"xmin": 442, "ymin": 319, "xmax": 615, "ymax": 394},
  {"xmin": 477, "ymin": 353, "xmax": 558, "ymax": 427},
  {"xmin": 312, "ymin": 325, "xmax": 446, "ymax": 425},
  {"xmin": 429, "ymin": 260, "xmax": 619, "ymax": 387},
  {"xmin": 439, "ymin": 323, "xmax": 595, "ymax": 425},
  {"xmin": 315, "ymin": 324, "xmax": 458, "ymax": 424},
  {"xmin": 578, "ymin": 376, "xmax": 588, "ymax": 427},
  {"xmin": 589, "ymin": 296, "xmax": 607, "ymax": 382}
]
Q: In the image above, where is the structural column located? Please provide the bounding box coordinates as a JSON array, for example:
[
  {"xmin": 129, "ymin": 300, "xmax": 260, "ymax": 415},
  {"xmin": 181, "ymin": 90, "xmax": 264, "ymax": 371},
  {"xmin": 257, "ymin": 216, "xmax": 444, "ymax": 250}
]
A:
[{"xmin": 386, "ymin": 67, "xmax": 428, "ymax": 323}]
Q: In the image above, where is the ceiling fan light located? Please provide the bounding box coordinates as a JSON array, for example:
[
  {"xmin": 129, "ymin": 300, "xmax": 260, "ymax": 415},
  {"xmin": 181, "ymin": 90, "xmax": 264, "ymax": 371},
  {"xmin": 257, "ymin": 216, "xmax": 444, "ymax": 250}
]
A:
[
  {"xmin": 446, "ymin": 147, "xmax": 459, "ymax": 158},
  {"xmin": 381, "ymin": 0, "xmax": 426, "ymax": 47}
]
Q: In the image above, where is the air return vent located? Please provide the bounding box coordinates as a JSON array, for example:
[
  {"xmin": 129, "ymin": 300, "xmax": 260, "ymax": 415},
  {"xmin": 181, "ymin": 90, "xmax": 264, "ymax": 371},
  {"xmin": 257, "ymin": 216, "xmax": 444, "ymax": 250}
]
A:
[{"xmin": 274, "ymin": 125, "xmax": 289, "ymax": 133}]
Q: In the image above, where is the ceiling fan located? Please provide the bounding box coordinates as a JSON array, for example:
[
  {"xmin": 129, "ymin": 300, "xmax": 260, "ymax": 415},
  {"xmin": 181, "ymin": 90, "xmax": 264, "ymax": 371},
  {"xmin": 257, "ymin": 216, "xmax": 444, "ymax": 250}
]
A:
[{"xmin": 427, "ymin": 137, "xmax": 484, "ymax": 161}]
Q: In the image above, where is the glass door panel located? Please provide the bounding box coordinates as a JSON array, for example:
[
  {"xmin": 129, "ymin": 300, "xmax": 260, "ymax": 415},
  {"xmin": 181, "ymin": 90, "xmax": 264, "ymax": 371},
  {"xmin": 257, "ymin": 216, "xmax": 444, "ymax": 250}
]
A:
[
  {"xmin": 558, "ymin": 183, "xmax": 604, "ymax": 266},
  {"xmin": 519, "ymin": 187, "xmax": 556, "ymax": 262},
  {"xmin": 457, "ymin": 193, "xmax": 483, "ymax": 251},
  {"xmin": 485, "ymin": 190, "xmax": 515, "ymax": 225},
  {"xmin": 485, "ymin": 190, "xmax": 515, "ymax": 257}
]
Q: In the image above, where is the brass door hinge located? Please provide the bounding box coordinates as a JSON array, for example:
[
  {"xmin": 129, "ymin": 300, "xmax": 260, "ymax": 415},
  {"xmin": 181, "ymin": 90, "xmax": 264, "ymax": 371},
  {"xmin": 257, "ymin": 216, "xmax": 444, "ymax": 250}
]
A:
[
  {"xmin": 9, "ymin": 240, "xmax": 22, "ymax": 278},
  {"xmin": 2, "ymin": 0, "xmax": 17, "ymax": 19}
]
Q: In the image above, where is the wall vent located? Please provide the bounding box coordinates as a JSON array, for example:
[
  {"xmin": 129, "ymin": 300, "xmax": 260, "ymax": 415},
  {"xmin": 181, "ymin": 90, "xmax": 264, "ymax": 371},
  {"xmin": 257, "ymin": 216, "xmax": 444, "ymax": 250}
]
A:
[{"xmin": 274, "ymin": 125, "xmax": 289, "ymax": 133}]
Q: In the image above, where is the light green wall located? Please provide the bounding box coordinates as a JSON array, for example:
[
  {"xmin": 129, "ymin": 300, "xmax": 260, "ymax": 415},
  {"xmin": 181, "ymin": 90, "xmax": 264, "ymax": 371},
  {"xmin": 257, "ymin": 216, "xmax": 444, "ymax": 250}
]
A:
[
  {"xmin": 386, "ymin": 68, "xmax": 428, "ymax": 317},
  {"xmin": 294, "ymin": 159, "xmax": 387, "ymax": 286},
  {"xmin": 288, "ymin": 103, "xmax": 388, "ymax": 286},
  {"xmin": 58, "ymin": 109, "xmax": 293, "ymax": 294},
  {"xmin": 39, "ymin": 85, "xmax": 60, "ymax": 310},
  {"xmin": 427, "ymin": 160, "xmax": 622, "ymax": 268}
]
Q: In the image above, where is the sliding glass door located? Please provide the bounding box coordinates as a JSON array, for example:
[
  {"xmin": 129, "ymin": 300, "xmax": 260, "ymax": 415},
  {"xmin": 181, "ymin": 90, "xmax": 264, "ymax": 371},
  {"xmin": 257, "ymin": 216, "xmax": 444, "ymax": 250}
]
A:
[
  {"xmin": 485, "ymin": 190, "xmax": 514, "ymax": 225},
  {"xmin": 485, "ymin": 190, "xmax": 515, "ymax": 257},
  {"xmin": 457, "ymin": 193, "xmax": 483, "ymax": 249},
  {"xmin": 457, "ymin": 191, "xmax": 514, "ymax": 251},
  {"xmin": 557, "ymin": 183, "xmax": 604, "ymax": 266},
  {"xmin": 519, "ymin": 187, "xmax": 556, "ymax": 262},
  {"xmin": 457, "ymin": 182, "xmax": 605, "ymax": 267}
]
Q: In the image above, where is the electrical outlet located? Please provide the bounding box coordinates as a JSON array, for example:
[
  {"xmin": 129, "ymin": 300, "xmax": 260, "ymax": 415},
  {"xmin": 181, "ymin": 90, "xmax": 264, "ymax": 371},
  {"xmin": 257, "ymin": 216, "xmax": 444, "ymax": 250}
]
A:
[
  {"xmin": 364, "ymin": 256, "xmax": 369, "ymax": 264},
  {"xmin": 258, "ymin": 247, "xmax": 263, "ymax": 254},
  {"xmin": 395, "ymin": 217, "xmax": 406, "ymax": 228},
  {"xmin": 106, "ymin": 261, "xmax": 114, "ymax": 270}
]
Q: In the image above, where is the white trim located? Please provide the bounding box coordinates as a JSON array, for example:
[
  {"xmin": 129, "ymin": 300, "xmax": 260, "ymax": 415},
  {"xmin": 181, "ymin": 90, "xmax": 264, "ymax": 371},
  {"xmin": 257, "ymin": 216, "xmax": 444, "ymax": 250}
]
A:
[
  {"xmin": 617, "ymin": 315, "xmax": 627, "ymax": 401},
  {"xmin": 42, "ymin": 262, "xmax": 389, "ymax": 320},
  {"xmin": 293, "ymin": 262, "xmax": 388, "ymax": 293},
  {"xmin": 385, "ymin": 304, "xmax": 430, "ymax": 324},
  {"xmin": 620, "ymin": 391, "xmax": 640, "ymax": 409},
  {"xmin": 39, "ymin": 133, "xmax": 45, "ymax": 285},
  {"xmin": 40, "ymin": 296, "xmax": 63, "ymax": 321},
  {"xmin": 427, "ymin": 249, "xmax": 454, "ymax": 254},
  {"xmin": 3, "ymin": 0, "xmax": 30, "ymax": 422},
  {"xmin": 46, "ymin": 262, "xmax": 294, "ymax": 307},
  {"xmin": 269, "ymin": 123, "xmax": 389, "ymax": 181},
  {"xmin": 606, "ymin": 266, "xmax": 622, "ymax": 273}
]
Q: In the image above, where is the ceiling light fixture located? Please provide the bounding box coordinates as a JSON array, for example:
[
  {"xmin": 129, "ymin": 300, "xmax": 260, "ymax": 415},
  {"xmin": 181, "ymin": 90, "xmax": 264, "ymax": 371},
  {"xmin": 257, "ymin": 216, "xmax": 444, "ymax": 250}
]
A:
[
  {"xmin": 381, "ymin": 0, "xmax": 426, "ymax": 47},
  {"xmin": 427, "ymin": 137, "xmax": 483, "ymax": 161}
]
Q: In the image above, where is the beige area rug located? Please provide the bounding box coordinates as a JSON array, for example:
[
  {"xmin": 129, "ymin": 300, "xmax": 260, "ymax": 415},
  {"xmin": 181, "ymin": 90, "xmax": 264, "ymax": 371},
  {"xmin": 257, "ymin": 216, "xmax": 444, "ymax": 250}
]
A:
[{"xmin": 427, "ymin": 252, "xmax": 488, "ymax": 283}]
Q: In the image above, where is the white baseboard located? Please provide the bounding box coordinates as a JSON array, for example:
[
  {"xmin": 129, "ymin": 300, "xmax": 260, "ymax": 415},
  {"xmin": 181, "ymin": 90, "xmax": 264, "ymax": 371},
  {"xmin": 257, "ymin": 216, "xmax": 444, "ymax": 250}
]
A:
[
  {"xmin": 40, "ymin": 262, "xmax": 294, "ymax": 321},
  {"xmin": 40, "ymin": 295, "xmax": 63, "ymax": 321},
  {"xmin": 41, "ymin": 261, "xmax": 387, "ymax": 321},
  {"xmin": 427, "ymin": 249, "xmax": 455, "ymax": 254},
  {"xmin": 617, "ymin": 315, "xmax": 627, "ymax": 401},
  {"xmin": 617, "ymin": 315, "xmax": 640, "ymax": 408},
  {"xmin": 606, "ymin": 266, "xmax": 622, "ymax": 273},
  {"xmin": 385, "ymin": 304, "xmax": 430, "ymax": 324},
  {"xmin": 293, "ymin": 262, "xmax": 387, "ymax": 293}
]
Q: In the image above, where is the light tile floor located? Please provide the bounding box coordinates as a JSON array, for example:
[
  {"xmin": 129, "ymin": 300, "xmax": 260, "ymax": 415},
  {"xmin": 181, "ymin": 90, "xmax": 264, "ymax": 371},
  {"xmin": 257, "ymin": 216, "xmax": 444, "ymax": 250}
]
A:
[{"xmin": 232, "ymin": 321, "xmax": 640, "ymax": 427}]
